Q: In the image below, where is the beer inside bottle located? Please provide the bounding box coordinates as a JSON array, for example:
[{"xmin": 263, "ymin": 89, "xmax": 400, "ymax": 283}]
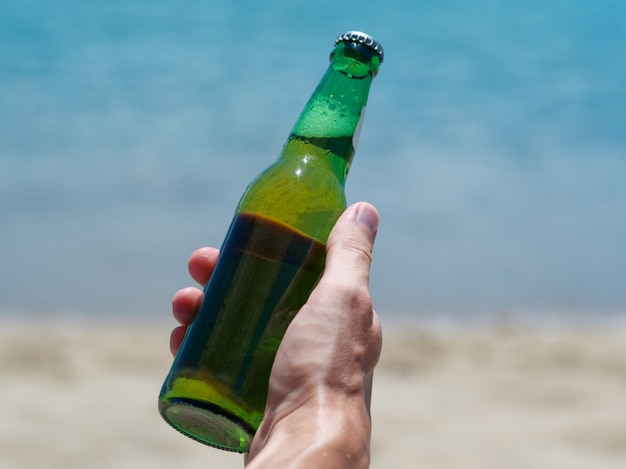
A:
[{"xmin": 158, "ymin": 31, "xmax": 383, "ymax": 453}]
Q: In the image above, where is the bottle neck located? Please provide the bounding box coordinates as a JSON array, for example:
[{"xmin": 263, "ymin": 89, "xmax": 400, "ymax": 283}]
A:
[{"xmin": 287, "ymin": 43, "xmax": 378, "ymax": 167}]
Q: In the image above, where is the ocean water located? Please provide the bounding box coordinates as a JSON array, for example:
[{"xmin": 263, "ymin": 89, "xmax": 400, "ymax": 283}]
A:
[{"xmin": 1, "ymin": 0, "xmax": 625, "ymax": 323}]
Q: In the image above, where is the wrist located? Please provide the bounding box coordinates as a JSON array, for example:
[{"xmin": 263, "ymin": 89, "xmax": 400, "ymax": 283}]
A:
[{"xmin": 246, "ymin": 388, "xmax": 372, "ymax": 468}]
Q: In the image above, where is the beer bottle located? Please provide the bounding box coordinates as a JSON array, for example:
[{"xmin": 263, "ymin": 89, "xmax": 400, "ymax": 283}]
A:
[{"xmin": 158, "ymin": 31, "xmax": 384, "ymax": 453}]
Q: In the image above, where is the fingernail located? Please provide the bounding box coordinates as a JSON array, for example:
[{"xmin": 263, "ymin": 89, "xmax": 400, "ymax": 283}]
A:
[{"xmin": 355, "ymin": 204, "xmax": 379, "ymax": 239}]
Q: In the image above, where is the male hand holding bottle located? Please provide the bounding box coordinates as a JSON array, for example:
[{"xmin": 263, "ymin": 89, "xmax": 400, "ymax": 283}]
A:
[{"xmin": 171, "ymin": 202, "xmax": 382, "ymax": 468}]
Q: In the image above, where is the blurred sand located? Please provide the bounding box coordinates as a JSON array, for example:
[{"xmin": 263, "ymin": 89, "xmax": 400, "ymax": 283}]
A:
[{"xmin": 1, "ymin": 318, "xmax": 625, "ymax": 468}]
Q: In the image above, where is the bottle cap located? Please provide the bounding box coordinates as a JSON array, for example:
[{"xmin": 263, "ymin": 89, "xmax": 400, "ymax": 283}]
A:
[{"xmin": 335, "ymin": 31, "xmax": 384, "ymax": 63}]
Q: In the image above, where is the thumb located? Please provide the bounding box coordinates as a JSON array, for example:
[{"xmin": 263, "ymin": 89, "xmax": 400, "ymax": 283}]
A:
[{"xmin": 323, "ymin": 202, "xmax": 379, "ymax": 284}]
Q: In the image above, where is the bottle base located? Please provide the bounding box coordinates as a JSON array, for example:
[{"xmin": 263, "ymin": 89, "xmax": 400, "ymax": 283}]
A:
[{"xmin": 159, "ymin": 397, "xmax": 255, "ymax": 453}]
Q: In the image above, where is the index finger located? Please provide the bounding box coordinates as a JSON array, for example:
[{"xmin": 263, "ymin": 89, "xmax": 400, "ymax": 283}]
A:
[{"xmin": 188, "ymin": 247, "xmax": 220, "ymax": 286}]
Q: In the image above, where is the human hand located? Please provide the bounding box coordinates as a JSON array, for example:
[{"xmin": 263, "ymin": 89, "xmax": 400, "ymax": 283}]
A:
[{"xmin": 171, "ymin": 202, "xmax": 382, "ymax": 468}]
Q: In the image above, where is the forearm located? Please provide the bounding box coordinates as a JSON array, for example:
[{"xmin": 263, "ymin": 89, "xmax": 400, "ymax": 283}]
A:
[{"xmin": 245, "ymin": 391, "xmax": 372, "ymax": 469}]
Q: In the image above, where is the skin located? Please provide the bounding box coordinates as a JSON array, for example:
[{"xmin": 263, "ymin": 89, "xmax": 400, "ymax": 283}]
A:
[{"xmin": 170, "ymin": 202, "xmax": 382, "ymax": 468}]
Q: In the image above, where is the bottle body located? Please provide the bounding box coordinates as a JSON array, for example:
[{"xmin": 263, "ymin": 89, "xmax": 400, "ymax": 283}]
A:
[
  {"xmin": 158, "ymin": 140, "xmax": 347, "ymax": 452},
  {"xmin": 158, "ymin": 31, "xmax": 382, "ymax": 453}
]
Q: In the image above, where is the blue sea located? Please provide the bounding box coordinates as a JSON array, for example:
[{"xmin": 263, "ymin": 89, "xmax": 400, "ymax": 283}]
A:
[{"xmin": 1, "ymin": 0, "xmax": 625, "ymax": 324}]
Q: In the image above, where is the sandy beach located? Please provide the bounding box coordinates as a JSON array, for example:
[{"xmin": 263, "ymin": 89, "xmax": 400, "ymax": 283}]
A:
[{"xmin": 1, "ymin": 317, "xmax": 625, "ymax": 468}]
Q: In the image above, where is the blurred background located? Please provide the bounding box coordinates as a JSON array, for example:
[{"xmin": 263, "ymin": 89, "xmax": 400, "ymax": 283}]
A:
[
  {"xmin": 1, "ymin": 0, "xmax": 625, "ymax": 324},
  {"xmin": 2, "ymin": 2, "xmax": 626, "ymax": 468}
]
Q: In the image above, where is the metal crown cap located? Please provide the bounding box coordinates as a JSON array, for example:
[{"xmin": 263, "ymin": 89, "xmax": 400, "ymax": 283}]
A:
[{"xmin": 335, "ymin": 31, "xmax": 384, "ymax": 63}]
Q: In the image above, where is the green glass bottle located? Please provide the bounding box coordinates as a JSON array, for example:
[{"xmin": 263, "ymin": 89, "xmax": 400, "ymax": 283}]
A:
[{"xmin": 158, "ymin": 31, "xmax": 384, "ymax": 453}]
